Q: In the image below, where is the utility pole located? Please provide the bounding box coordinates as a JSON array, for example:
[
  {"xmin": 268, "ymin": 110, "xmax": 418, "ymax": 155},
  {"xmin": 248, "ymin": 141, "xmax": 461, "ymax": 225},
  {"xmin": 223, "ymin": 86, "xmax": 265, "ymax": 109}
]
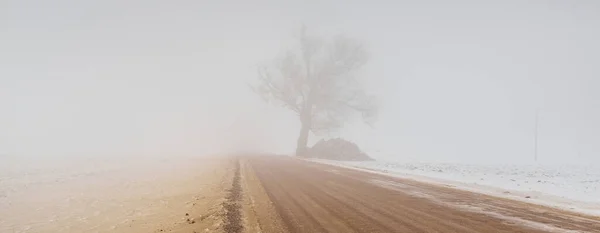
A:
[{"xmin": 534, "ymin": 109, "xmax": 539, "ymax": 163}]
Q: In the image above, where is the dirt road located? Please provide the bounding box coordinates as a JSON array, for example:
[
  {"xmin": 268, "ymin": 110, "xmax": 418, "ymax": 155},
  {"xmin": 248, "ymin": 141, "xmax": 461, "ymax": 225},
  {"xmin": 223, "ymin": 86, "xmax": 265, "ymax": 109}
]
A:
[{"xmin": 242, "ymin": 156, "xmax": 600, "ymax": 233}]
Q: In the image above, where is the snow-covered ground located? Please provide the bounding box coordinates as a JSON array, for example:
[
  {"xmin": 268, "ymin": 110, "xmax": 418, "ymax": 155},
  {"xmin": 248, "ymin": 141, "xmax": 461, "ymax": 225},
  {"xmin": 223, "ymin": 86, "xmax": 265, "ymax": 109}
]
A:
[{"xmin": 311, "ymin": 159, "xmax": 600, "ymax": 216}]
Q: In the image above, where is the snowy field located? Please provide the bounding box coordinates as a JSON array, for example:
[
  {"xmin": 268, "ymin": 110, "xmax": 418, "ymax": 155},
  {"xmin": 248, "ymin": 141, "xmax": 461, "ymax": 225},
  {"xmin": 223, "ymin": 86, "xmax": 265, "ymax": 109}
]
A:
[{"xmin": 311, "ymin": 159, "xmax": 600, "ymax": 216}]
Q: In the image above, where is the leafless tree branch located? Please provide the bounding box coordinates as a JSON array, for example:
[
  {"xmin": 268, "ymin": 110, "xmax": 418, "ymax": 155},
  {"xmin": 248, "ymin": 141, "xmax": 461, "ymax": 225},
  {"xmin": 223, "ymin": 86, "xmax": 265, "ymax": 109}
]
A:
[{"xmin": 251, "ymin": 26, "xmax": 377, "ymax": 155}]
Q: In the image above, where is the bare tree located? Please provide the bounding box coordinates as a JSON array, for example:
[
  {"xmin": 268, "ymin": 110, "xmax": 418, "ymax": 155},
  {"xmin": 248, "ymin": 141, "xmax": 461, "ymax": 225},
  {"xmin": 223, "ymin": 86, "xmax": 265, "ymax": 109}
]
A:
[{"xmin": 253, "ymin": 26, "xmax": 377, "ymax": 157}]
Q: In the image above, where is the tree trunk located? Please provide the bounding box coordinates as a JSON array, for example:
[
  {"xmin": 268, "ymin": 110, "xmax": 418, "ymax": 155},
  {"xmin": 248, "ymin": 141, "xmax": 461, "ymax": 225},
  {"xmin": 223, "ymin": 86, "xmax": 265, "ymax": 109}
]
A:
[
  {"xmin": 295, "ymin": 112, "xmax": 311, "ymax": 157},
  {"xmin": 295, "ymin": 122, "xmax": 310, "ymax": 157}
]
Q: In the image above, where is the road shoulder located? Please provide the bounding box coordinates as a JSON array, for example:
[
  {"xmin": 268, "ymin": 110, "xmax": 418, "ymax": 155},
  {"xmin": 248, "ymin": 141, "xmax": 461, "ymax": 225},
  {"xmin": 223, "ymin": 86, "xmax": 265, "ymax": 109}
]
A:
[{"xmin": 240, "ymin": 158, "xmax": 288, "ymax": 233}]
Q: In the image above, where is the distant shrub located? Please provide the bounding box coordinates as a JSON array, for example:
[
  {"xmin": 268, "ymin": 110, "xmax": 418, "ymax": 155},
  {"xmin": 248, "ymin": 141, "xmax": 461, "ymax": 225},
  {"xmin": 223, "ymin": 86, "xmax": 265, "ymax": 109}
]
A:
[{"xmin": 306, "ymin": 138, "xmax": 374, "ymax": 161}]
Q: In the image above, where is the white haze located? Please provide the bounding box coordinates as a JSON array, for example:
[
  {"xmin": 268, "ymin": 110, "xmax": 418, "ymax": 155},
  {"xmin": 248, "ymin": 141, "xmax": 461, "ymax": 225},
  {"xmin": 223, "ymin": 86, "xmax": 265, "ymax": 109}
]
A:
[{"xmin": 1, "ymin": 0, "xmax": 600, "ymax": 164}]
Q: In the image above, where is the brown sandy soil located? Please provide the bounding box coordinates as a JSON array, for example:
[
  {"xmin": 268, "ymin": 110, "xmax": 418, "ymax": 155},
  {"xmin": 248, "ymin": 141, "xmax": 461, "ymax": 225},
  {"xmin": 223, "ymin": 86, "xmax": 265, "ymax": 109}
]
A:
[
  {"xmin": 244, "ymin": 156, "xmax": 600, "ymax": 233},
  {"xmin": 1, "ymin": 156, "xmax": 236, "ymax": 233}
]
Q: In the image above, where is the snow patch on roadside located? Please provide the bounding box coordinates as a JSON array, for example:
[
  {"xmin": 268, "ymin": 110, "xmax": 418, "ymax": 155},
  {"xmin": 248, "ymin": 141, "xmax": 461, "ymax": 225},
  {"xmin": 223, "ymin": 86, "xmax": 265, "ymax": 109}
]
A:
[
  {"xmin": 326, "ymin": 169, "xmax": 341, "ymax": 174},
  {"xmin": 371, "ymin": 179, "xmax": 583, "ymax": 233},
  {"xmin": 461, "ymin": 206, "xmax": 582, "ymax": 233},
  {"xmin": 309, "ymin": 159, "xmax": 600, "ymax": 217}
]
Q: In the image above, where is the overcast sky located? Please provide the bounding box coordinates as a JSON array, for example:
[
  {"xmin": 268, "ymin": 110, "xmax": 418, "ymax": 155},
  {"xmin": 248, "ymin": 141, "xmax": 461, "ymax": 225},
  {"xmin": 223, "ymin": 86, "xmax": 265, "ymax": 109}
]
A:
[{"xmin": 2, "ymin": 0, "xmax": 599, "ymax": 164}]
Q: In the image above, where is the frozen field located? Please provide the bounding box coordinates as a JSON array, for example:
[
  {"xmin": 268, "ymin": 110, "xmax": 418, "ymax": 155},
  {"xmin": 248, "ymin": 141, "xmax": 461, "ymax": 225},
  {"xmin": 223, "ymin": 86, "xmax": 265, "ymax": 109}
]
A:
[
  {"xmin": 0, "ymin": 155, "xmax": 231, "ymax": 233},
  {"xmin": 312, "ymin": 159, "xmax": 600, "ymax": 216}
]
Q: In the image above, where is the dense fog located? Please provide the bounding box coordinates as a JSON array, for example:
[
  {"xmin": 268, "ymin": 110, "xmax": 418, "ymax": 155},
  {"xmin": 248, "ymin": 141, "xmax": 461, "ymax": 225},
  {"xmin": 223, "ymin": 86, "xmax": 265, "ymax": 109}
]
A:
[{"xmin": 2, "ymin": 0, "xmax": 600, "ymax": 164}]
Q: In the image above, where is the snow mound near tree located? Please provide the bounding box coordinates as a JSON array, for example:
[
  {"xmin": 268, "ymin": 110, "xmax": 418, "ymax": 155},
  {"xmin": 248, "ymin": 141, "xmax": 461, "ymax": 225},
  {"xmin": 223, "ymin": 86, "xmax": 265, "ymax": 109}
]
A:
[{"xmin": 307, "ymin": 138, "xmax": 374, "ymax": 161}]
